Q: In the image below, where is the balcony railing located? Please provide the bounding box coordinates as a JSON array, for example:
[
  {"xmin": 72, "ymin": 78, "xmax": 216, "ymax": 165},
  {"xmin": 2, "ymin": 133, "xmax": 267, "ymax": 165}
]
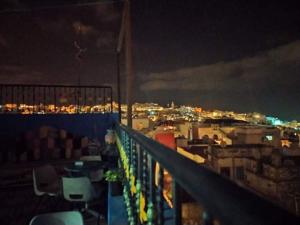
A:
[
  {"xmin": 0, "ymin": 84, "xmax": 113, "ymax": 113},
  {"xmin": 115, "ymin": 123, "xmax": 300, "ymax": 225}
]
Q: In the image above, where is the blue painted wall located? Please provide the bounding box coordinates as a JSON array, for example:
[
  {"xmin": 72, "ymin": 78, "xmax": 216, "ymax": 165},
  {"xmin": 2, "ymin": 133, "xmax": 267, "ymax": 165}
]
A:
[{"xmin": 0, "ymin": 113, "xmax": 118, "ymax": 146}]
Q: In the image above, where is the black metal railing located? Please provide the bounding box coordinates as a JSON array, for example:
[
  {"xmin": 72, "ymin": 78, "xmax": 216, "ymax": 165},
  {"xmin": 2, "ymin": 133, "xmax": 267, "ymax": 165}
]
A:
[
  {"xmin": 0, "ymin": 84, "xmax": 113, "ymax": 114},
  {"xmin": 116, "ymin": 124, "xmax": 300, "ymax": 225}
]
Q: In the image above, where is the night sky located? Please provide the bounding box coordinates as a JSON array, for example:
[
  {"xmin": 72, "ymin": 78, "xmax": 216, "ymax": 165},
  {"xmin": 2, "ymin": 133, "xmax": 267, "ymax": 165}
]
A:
[{"xmin": 0, "ymin": 0, "xmax": 300, "ymax": 120}]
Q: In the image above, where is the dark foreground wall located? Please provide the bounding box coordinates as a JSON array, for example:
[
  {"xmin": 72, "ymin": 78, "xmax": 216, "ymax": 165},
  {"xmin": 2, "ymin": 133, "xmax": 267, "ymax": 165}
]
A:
[{"xmin": 0, "ymin": 113, "xmax": 118, "ymax": 151}]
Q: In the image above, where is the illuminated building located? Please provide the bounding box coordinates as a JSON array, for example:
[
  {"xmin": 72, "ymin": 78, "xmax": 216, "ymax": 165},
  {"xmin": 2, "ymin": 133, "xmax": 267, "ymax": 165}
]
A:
[
  {"xmin": 206, "ymin": 143, "xmax": 300, "ymax": 215},
  {"xmin": 191, "ymin": 119, "xmax": 281, "ymax": 147}
]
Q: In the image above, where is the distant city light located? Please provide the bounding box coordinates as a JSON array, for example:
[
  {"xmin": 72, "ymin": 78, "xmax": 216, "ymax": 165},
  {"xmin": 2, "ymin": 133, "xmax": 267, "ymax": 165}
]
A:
[{"xmin": 266, "ymin": 116, "xmax": 283, "ymax": 126}]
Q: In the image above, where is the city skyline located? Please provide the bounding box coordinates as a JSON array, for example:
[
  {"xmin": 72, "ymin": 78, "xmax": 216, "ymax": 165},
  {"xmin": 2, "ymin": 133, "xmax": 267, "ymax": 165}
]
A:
[{"xmin": 0, "ymin": 1, "xmax": 299, "ymax": 120}]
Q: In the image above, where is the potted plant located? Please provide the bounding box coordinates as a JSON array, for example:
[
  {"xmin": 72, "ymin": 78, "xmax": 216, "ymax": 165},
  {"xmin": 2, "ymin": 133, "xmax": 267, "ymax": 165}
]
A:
[{"xmin": 104, "ymin": 169, "xmax": 124, "ymax": 196}]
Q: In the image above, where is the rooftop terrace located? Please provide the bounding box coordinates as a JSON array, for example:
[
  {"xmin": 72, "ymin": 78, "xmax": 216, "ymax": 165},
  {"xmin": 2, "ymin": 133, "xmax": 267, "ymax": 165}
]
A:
[{"xmin": 0, "ymin": 84, "xmax": 299, "ymax": 225}]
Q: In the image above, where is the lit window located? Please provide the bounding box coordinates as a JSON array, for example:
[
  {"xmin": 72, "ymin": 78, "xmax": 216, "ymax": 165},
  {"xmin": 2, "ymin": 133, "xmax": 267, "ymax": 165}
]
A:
[{"xmin": 265, "ymin": 135, "xmax": 273, "ymax": 141}]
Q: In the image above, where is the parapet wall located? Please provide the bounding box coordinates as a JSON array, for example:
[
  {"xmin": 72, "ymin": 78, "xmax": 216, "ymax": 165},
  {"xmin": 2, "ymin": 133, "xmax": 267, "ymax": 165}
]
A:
[{"xmin": 0, "ymin": 113, "xmax": 118, "ymax": 160}]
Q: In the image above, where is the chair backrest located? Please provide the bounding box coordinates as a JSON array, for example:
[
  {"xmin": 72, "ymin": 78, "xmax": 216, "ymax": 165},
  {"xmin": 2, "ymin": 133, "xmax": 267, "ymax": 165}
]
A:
[
  {"xmin": 29, "ymin": 211, "xmax": 83, "ymax": 225},
  {"xmin": 62, "ymin": 176, "xmax": 93, "ymax": 202},
  {"xmin": 33, "ymin": 168, "xmax": 43, "ymax": 196},
  {"xmin": 33, "ymin": 164, "xmax": 59, "ymax": 196},
  {"xmin": 80, "ymin": 155, "xmax": 102, "ymax": 161}
]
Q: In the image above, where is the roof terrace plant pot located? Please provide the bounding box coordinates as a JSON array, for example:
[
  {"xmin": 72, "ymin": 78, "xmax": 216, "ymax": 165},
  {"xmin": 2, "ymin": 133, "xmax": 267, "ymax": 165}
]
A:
[
  {"xmin": 109, "ymin": 181, "xmax": 123, "ymax": 196},
  {"xmin": 105, "ymin": 169, "xmax": 124, "ymax": 196}
]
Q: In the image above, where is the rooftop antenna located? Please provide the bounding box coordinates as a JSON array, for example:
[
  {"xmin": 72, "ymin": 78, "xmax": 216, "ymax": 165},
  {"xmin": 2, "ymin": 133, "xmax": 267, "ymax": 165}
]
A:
[{"xmin": 74, "ymin": 39, "xmax": 87, "ymax": 86}]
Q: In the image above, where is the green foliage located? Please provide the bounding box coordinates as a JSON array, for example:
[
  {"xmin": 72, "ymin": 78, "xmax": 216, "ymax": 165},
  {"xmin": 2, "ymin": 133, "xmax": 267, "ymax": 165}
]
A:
[{"xmin": 104, "ymin": 169, "xmax": 124, "ymax": 182}]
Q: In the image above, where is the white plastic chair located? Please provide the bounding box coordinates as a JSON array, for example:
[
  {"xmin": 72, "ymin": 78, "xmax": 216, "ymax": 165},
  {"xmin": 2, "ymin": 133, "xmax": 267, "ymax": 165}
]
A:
[
  {"xmin": 33, "ymin": 164, "xmax": 60, "ymax": 196},
  {"xmin": 29, "ymin": 211, "xmax": 83, "ymax": 225},
  {"xmin": 62, "ymin": 176, "xmax": 101, "ymax": 219}
]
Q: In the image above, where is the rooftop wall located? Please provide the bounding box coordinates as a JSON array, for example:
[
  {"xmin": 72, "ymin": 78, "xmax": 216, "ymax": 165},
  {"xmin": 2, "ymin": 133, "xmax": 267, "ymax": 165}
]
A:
[{"xmin": 0, "ymin": 113, "xmax": 118, "ymax": 151}]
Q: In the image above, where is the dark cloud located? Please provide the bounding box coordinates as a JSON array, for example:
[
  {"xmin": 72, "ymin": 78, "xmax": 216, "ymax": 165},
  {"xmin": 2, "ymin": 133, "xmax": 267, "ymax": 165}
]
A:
[{"xmin": 140, "ymin": 40, "xmax": 300, "ymax": 92}]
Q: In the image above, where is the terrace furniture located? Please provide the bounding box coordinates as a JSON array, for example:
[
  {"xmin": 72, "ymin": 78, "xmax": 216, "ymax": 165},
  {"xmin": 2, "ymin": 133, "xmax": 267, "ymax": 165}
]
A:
[
  {"xmin": 29, "ymin": 211, "xmax": 84, "ymax": 225},
  {"xmin": 62, "ymin": 176, "xmax": 102, "ymax": 221},
  {"xmin": 80, "ymin": 155, "xmax": 102, "ymax": 161},
  {"xmin": 33, "ymin": 164, "xmax": 61, "ymax": 196},
  {"xmin": 64, "ymin": 160, "xmax": 106, "ymax": 182},
  {"xmin": 80, "ymin": 155, "xmax": 104, "ymax": 182}
]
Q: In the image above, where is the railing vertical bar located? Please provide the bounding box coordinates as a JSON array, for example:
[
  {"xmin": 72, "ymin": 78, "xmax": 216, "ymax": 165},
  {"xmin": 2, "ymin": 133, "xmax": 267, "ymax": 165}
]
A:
[
  {"xmin": 96, "ymin": 89, "xmax": 102, "ymax": 109},
  {"xmin": 137, "ymin": 145, "xmax": 143, "ymax": 184},
  {"xmin": 157, "ymin": 165, "xmax": 164, "ymax": 225},
  {"xmin": 33, "ymin": 86, "xmax": 36, "ymax": 113},
  {"xmin": 110, "ymin": 87, "xmax": 113, "ymax": 113},
  {"xmin": 5, "ymin": 86, "xmax": 8, "ymax": 107},
  {"xmin": 33, "ymin": 86, "xmax": 35, "ymax": 113},
  {"xmin": 11, "ymin": 86, "xmax": 14, "ymax": 111},
  {"xmin": 25, "ymin": 86, "xmax": 27, "ymax": 110},
  {"xmin": 36, "ymin": 86, "xmax": 38, "ymax": 113},
  {"xmin": 40, "ymin": 86, "xmax": 42, "ymax": 112},
  {"xmin": 76, "ymin": 87, "xmax": 79, "ymax": 113},
  {"xmin": 131, "ymin": 139, "xmax": 138, "ymax": 225},
  {"xmin": 132, "ymin": 139, "xmax": 137, "ymax": 178},
  {"xmin": 103, "ymin": 88, "xmax": 106, "ymax": 109},
  {"xmin": 16, "ymin": 86, "xmax": 19, "ymax": 112},
  {"xmin": 54, "ymin": 87, "xmax": 57, "ymax": 113},
  {"xmin": 30, "ymin": 86, "xmax": 33, "ymax": 110},
  {"xmin": 142, "ymin": 150, "xmax": 148, "ymax": 202},
  {"xmin": 87, "ymin": 88, "xmax": 93, "ymax": 109},
  {"xmin": 172, "ymin": 181, "xmax": 182, "ymax": 225},
  {"xmin": 2, "ymin": 86, "xmax": 4, "ymax": 108},
  {"xmin": 35, "ymin": 86, "xmax": 38, "ymax": 112},
  {"xmin": 4, "ymin": 86, "xmax": 7, "ymax": 110},
  {"xmin": 126, "ymin": 132, "xmax": 130, "ymax": 156},
  {"xmin": 130, "ymin": 138, "xmax": 134, "ymax": 167},
  {"xmin": 121, "ymin": 129, "xmax": 126, "ymax": 150},
  {"xmin": 22, "ymin": 86, "xmax": 25, "ymax": 107},
  {"xmin": 79, "ymin": 87, "xmax": 82, "ymax": 113},
  {"xmin": 29, "ymin": 86, "xmax": 31, "ymax": 110},
  {"xmin": 93, "ymin": 87, "xmax": 97, "ymax": 112},
  {"xmin": 84, "ymin": 87, "xmax": 87, "ymax": 108},
  {"xmin": 38, "ymin": 87, "xmax": 41, "ymax": 113},
  {"xmin": 148, "ymin": 155, "xmax": 155, "ymax": 225},
  {"xmin": 69, "ymin": 87, "xmax": 72, "ymax": 110},
  {"xmin": 2, "ymin": 85, "xmax": 5, "ymax": 111},
  {"xmin": 35, "ymin": 86, "xmax": 37, "ymax": 112},
  {"xmin": 0, "ymin": 84, "xmax": 2, "ymax": 111},
  {"xmin": 141, "ymin": 148, "xmax": 148, "ymax": 225},
  {"xmin": 43, "ymin": 87, "xmax": 46, "ymax": 113},
  {"xmin": 136, "ymin": 143, "xmax": 142, "ymax": 225},
  {"xmin": 3, "ymin": 85, "xmax": 5, "ymax": 111}
]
